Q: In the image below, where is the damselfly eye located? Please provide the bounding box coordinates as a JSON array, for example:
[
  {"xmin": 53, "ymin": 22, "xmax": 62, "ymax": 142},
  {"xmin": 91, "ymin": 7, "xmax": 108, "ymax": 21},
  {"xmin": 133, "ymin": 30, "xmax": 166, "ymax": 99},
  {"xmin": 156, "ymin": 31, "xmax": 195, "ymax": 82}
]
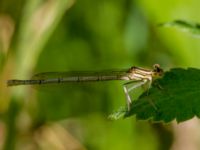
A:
[
  {"xmin": 153, "ymin": 64, "xmax": 164, "ymax": 76},
  {"xmin": 153, "ymin": 64, "xmax": 160, "ymax": 69}
]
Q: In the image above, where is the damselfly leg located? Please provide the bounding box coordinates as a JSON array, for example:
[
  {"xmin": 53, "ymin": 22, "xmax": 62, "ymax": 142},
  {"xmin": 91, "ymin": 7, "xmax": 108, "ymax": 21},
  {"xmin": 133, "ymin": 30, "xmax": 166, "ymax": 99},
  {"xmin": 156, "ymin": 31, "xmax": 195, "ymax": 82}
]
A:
[{"xmin": 123, "ymin": 80, "xmax": 148, "ymax": 111}]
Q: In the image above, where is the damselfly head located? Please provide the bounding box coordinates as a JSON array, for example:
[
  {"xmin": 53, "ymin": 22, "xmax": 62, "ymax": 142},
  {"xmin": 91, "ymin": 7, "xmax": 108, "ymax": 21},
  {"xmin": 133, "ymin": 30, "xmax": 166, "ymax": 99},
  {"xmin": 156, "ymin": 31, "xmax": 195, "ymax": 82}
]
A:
[{"xmin": 152, "ymin": 64, "xmax": 164, "ymax": 77}]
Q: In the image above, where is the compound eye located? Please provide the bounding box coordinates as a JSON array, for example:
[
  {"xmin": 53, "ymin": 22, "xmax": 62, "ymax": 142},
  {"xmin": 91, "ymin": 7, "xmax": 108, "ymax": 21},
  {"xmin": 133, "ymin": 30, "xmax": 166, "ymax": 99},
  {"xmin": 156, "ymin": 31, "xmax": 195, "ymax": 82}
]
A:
[
  {"xmin": 153, "ymin": 64, "xmax": 164, "ymax": 76},
  {"xmin": 153, "ymin": 64, "xmax": 160, "ymax": 69}
]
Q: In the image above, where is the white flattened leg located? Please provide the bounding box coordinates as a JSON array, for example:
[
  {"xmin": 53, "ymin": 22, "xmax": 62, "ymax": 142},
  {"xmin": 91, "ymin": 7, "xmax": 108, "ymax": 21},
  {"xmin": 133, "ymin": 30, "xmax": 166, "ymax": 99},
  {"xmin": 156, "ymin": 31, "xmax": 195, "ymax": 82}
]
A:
[
  {"xmin": 123, "ymin": 80, "xmax": 147, "ymax": 111},
  {"xmin": 123, "ymin": 85, "xmax": 132, "ymax": 111},
  {"xmin": 141, "ymin": 77, "xmax": 152, "ymax": 95}
]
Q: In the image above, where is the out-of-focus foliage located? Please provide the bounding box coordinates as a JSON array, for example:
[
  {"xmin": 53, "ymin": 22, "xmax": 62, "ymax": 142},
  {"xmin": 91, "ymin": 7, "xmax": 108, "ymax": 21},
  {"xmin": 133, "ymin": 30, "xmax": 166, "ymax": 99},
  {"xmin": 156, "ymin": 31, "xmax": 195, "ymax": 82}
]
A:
[
  {"xmin": 1, "ymin": 0, "xmax": 200, "ymax": 149},
  {"xmin": 160, "ymin": 20, "xmax": 200, "ymax": 37}
]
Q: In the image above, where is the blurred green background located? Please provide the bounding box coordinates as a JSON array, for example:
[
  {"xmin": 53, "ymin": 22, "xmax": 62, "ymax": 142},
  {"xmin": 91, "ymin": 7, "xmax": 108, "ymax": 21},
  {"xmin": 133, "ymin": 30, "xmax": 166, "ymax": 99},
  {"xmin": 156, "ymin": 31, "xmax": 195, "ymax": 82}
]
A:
[{"xmin": 1, "ymin": 0, "xmax": 200, "ymax": 149}]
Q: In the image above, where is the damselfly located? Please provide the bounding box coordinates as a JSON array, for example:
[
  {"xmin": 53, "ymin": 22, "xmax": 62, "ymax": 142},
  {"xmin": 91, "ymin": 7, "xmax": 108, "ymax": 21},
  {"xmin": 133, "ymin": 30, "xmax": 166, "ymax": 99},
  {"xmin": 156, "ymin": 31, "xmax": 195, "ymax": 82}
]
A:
[{"xmin": 7, "ymin": 64, "xmax": 164, "ymax": 110}]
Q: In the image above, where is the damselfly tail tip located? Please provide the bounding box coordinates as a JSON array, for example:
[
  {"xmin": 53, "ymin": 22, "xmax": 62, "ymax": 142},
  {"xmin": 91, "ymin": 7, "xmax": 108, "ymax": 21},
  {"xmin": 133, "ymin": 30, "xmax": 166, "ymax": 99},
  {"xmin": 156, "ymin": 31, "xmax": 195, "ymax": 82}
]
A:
[
  {"xmin": 7, "ymin": 80, "xmax": 22, "ymax": 86},
  {"xmin": 7, "ymin": 80, "xmax": 14, "ymax": 86}
]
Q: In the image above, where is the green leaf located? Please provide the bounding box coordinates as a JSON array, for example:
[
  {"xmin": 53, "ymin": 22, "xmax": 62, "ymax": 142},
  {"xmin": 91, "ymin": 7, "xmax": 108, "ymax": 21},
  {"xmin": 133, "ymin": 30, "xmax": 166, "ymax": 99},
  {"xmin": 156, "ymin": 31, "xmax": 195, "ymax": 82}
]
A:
[
  {"xmin": 109, "ymin": 68, "xmax": 200, "ymax": 123},
  {"xmin": 159, "ymin": 20, "xmax": 200, "ymax": 37}
]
